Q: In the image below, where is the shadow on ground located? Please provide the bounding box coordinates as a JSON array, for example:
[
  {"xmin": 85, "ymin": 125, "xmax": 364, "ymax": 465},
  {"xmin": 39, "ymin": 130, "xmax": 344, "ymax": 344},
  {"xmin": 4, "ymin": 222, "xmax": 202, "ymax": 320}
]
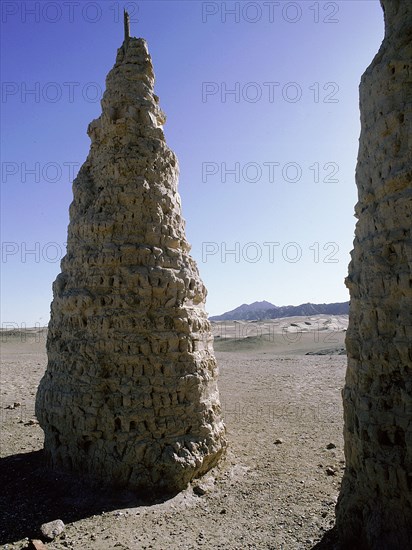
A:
[
  {"xmin": 1, "ymin": 451, "xmax": 346, "ymax": 548},
  {"xmin": 312, "ymin": 527, "xmax": 341, "ymax": 550},
  {"xmin": 0, "ymin": 450, "xmax": 173, "ymax": 545}
]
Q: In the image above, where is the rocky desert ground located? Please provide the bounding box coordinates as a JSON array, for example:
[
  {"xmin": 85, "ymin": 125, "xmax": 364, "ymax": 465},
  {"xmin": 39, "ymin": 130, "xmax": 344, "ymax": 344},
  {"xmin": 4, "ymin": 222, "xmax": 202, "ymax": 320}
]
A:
[{"xmin": 1, "ymin": 315, "xmax": 348, "ymax": 549}]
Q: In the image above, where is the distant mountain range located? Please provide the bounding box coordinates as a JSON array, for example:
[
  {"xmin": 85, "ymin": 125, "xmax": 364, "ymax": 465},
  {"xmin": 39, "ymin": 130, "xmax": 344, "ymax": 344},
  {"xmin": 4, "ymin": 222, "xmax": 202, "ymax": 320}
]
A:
[{"xmin": 209, "ymin": 301, "xmax": 349, "ymax": 321}]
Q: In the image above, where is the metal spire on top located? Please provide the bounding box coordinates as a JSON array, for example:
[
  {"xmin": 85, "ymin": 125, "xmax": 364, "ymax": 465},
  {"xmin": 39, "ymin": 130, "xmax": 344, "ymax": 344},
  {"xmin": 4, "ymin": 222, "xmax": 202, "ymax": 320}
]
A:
[{"xmin": 124, "ymin": 9, "xmax": 130, "ymax": 43}]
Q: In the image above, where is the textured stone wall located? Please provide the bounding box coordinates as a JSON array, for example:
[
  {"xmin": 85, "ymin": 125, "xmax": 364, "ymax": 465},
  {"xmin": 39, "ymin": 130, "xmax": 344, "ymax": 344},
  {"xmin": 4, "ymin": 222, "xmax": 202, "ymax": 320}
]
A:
[
  {"xmin": 336, "ymin": 1, "xmax": 412, "ymax": 547},
  {"xmin": 36, "ymin": 37, "xmax": 226, "ymax": 492}
]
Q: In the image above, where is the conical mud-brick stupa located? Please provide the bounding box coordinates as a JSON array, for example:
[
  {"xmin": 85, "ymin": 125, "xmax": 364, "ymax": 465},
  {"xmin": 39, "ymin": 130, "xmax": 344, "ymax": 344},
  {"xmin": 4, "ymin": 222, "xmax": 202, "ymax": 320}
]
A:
[
  {"xmin": 337, "ymin": 1, "xmax": 412, "ymax": 547},
  {"xmin": 36, "ymin": 13, "xmax": 226, "ymax": 492}
]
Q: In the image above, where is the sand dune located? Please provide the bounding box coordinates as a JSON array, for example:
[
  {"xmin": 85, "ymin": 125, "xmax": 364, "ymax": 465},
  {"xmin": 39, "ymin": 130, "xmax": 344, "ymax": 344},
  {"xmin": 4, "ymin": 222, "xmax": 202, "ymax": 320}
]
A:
[{"xmin": 212, "ymin": 314, "xmax": 348, "ymax": 355}]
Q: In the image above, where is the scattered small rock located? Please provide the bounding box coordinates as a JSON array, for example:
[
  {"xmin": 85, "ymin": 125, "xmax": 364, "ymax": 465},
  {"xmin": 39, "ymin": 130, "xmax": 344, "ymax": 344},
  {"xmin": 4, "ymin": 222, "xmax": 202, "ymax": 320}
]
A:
[
  {"xmin": 28, "ymin": 540, "xmax": 47, "ymax": 550},
  {"xmin": 326, "ymin": 442, "xmax": 336, "ymax": 449},
  {"xmin": 220, "ymin": 509, "xmax": 227, "ymax": 514},
  {"xmin": 193, "ymin": 484, "xmax": 207, "ymax": 496},
  {"xmin": 25, "ymin": 419, "xmax": 39, "ymax": 426},
  {"xmin": 325, "ymin": 467, "xmax": 337, "ymax": 476},
  {"xmin": 274, "ymin": 438, "xmax": 283, "ymax": 445},
  {"xmin": 193, "ymin": 476, "xmax": 215, "ymax": 496},
  {"xmin": 40, "ymin": 519, "xmax": 65, "ymax": 541}
]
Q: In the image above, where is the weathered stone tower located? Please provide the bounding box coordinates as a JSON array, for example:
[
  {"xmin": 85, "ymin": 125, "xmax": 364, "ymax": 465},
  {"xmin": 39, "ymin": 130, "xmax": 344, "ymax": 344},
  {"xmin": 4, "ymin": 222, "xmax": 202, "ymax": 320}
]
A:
[
  {"xmin": 36, "ymin": 15, "xmax": 226, "ymax": 492},
  {"xmin": 336, "ymin": 1, "xmax": 412, "ymax": 547}
]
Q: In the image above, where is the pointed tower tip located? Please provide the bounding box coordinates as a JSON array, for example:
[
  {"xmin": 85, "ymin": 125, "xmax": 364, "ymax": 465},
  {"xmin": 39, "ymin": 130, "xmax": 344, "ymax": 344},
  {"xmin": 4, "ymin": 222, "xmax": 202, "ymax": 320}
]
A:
[{"xmin": 124, "ymin": 9, "xmax": 130, "ymax": 43}]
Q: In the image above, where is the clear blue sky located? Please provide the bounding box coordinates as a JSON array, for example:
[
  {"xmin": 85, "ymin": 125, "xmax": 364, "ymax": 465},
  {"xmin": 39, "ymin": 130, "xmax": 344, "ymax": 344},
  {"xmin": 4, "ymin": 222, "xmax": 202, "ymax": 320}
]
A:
[{"xmin": 1, "ymin": 0, "xmax": 384, "ymax": 326}]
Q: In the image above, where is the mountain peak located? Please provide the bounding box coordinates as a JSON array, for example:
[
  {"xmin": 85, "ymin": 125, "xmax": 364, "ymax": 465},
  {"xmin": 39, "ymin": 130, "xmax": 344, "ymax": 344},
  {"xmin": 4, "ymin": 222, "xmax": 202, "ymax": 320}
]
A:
[{"xmin": 249, "ymin": 300, "xmax": 277, "ymax": 309}]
